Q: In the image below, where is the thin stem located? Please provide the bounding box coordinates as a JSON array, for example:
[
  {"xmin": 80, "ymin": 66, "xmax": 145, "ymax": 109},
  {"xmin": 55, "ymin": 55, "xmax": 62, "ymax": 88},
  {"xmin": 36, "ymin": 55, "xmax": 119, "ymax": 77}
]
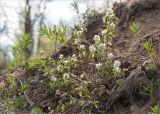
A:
[{"xmin": 17, "ymin": 79, "xmax": 34, "ymax": 107}]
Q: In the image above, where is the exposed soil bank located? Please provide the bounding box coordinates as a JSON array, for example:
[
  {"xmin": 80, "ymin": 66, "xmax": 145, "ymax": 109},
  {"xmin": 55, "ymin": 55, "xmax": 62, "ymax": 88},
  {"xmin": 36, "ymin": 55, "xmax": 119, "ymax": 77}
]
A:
[{"xmin": 0, "ymin": 0, "xmax": 160, "ymax": 114}]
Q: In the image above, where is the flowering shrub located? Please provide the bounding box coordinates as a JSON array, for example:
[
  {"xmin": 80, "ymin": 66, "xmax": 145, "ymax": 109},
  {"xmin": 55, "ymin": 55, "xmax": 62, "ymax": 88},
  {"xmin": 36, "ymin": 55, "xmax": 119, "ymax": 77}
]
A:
[
  {"xmin": 39, "ymin": 7, "xmax": 121, "ymax": 112},
  {"xmin": 39, "ymin": 20, "xmax": 121, "ymax": 111},
  {"xmin": 2, "ymin": 4, "xmax": 123, "ymax": 113},
  {"xmin": 102, "ymin": 9, "xmax": 118, "ymax": 44}
]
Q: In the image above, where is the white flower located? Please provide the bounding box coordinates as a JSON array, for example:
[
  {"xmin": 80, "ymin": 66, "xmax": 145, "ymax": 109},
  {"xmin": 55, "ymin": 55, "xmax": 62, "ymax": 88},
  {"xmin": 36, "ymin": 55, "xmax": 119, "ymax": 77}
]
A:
[
  {"xmin": 96, "ymin": 63, "xmax": 102, "ymax": 70},
  {"xmin": 105, "ymin": 9, "xmax": 114, "ymax": 16},
  {"xmin": 71, "ymin": 58, "xmax": 78, "ymax": 62},
  {"xmin": 63, "ymin": 73, "xmax": 70, "ymax": 79},
  {"xmin": 103, "ymin": 16, "xmax": 106, "ymax": 23},
  {"xmin": 113, "ymin": 60, "xmax": 121, "ymax": 73},
  {"xmin": 105, "ymin": 12, "xmax": 109, "ymax": 17},
  {"xmin": 71, "ymin": 54, "xmax": 78, "ymax": 62},
  {"xmin": 113, "ymin": 60, "xmax": 121, "ymax": 68},
  {"xmin": 57, "ymin": 65, "xmax": 63, "ymax": 72},
  {"xmin": 108, "ymin": 9, "xmax": 114, "ymax": 15},
  {"xmin": 98, "ymin": 43, "xmax": 106, "ymax": 50},
  {"xmin": 48, "ymin": 107, "xmax": 51, "ymax": 110},
  {"xmin": 59, "ymin": 54, "xmax": 64, "ymax": 59},
  {"xmin": 80, "ymin": 73, "xmax": 86, "ymax": 79},
  {"xmin": 40, "ymin": 51, "xmax": 44, "ymax": 54},
  {"xmin": 72, "ymin": 54, "xmax": 76, "ymax": 58},
  {"xmin": 114, "ymin": 67, "xmax": 121, "ymax": 73},
  {"xmin": 64, "ymin": 60, "xmax": 69, "ymax": 64},
  {"xmin": 89, "ymin": 45, "xmax": 96, "ymax": 53},
  {"xmin": 101, "ymin": 30, "xmax": 107, "ymax": 36},
  {"xmin": 80, "ymin": 45, "xmax": 85, "ymax": 50},
  {"xmin": 110, "ymin": 23, "xmax": 116, "ymax": 29},
  {"xmin": 48, "ymin": 57, "xmax": 52, "ymax": 60},
  {"xmin": 108, "ymin": 53, "xmax": 113, "ymax": 58},
  {"xmin": 108, "ymin": 13, "xmax": 114, "ymax": 19},
  {"xmin": 77, "ymin": 31, "xmax": 83, "ymax": 37},
  {"xmin": 75, "ymin": 39, "xmax": 81, "ymax": 44},
  {"xmin": 93, "ymin": 35, "xmax": 100, "ymax": 42},
  {"xmin": 50, "ymin": 77, "xmax": 57, "ymax": 81}
]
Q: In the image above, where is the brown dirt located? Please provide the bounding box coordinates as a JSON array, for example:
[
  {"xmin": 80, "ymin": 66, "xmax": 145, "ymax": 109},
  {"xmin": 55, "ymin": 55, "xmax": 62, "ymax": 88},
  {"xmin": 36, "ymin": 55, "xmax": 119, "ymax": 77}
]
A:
[{"xmin": 83, "ymin": 0, "xmax": 160, "ymax": 113}]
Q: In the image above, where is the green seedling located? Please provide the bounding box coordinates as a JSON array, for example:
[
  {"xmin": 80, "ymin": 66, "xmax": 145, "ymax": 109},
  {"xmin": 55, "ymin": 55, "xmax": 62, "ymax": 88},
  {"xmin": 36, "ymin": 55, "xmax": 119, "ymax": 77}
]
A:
[
  {"xmin": 32, "ymin": 107, "xmax": 43, "ymax": 114},
  {"xmin": 129, "ymin": 22, "xmax": 140, "ymax": 39},
  {"xmin": 150, "ymin": 104, "xmax": 160, "ymax": 114},
  {"xmin": 143, "ymin": 41, "xmax": 153, "ymax": 55}
]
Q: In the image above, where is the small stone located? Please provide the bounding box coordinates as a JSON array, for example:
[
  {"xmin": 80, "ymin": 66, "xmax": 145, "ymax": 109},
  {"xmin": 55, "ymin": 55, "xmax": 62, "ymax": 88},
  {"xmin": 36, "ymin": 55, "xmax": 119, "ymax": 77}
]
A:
[
  {"xmin": 60, "ymin": 92, "xmax": 68, "ymax": 98},
  {"xmin": 55, "ymin": 90, "xmax": 61, "ymax": 97},
  {"xmin": 144, "ymin": 34, "xmax": 151, "ymax": 40},
  {"xmin": 120, "ymin": 59, "xmax": 131, "ymax": 69},
  {"xmin": 37, "ymin": 69, "xmax": 44, "ymax": 74},
  {"xmin": 0, "ymin": 80, "xmax": 5, "ymax": 89},
  {"xmin": 122, "ymin": 22, "xmax": 128, "ymax": 28},
  {"xmin": 7, "ymin": 111, "xmax": 15, "ymax": 114}
]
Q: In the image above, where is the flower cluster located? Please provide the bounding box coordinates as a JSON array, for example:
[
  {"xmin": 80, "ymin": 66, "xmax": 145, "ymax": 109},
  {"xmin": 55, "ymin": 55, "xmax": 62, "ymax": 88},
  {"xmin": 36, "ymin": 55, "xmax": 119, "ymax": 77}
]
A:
[
  {"xmin": 104, "ymin": 9, "xmax": 114, "ymax": 21},
  {"xmin": 71, "ymin": 54, "xmax": 78, "ymax": 62},
  {"xmin": 77, "ymin": 30, "xmax": 83, "ymax": 39},
  {"xmin": 113, "ymin": 60, "xmax": 121, "ymax": 68},
  {"xmin": 57, "ymin": 65, "xmax": 63, "ymax": 72},
  {"xmin": 64, "ymin": 60, "xmax": 69, "ymax": 65},
  {"xmin": 90, "ymin": 35, "xmax": 107, "ymax": 53},
  {"xmin": 75, "ymin": 38, "xmax": 81, "ymax": 44},
  {"xmin": 59, "ymin": 54, "xmax": 64, "ymax": 59},
  {"xmin": 107, "ymin": 53, "xmax": 113, "ymax": 59},
  {"xmin": 110, "ymin": 23, "xmax": 116, "ymax": 30},
  {"xmin": 101, "ymin": 30, "xmax": 107, "ymax": 36},
  {"xmin": 63, "ymin": 73, "xmax": 70, "ymax": 79},
  {"xmin": 94, "ymin": 35, "xmax": 100, "ymax": 42},
  {"xmin": 80, "ymin": 44, "xmax": 85, "ymax": 50},
  {"xmin": 98, "ymin": 43, "xmax": 106, "ymax": 50},
  {"xmin": 40, "ymin": 50, "xmax": 44, "ymax": 55},
  {"xmin": 113, "ymin": 60, "xmax": 121, "ymax": 73},
  {"xmin": 50, "ymin": 76, "xmax": 57, "ymax": 82},
  {"xmin": 88, "ymin": 34, "xmax": 108, "ymax": 61},
  {"xmin": 89, "ymin": 45, "xmax": 96, "ymax": 53},
  {"xmin": 101, "ymin": 8, "xmax": 117, "ymax": 37},
  {"xmin": 96, "ymin": 63, "xmax": 102, "ymax": 70},
  {"xmin": 107, "ymin": 9, "xmax": 114, "ymax": 15}
]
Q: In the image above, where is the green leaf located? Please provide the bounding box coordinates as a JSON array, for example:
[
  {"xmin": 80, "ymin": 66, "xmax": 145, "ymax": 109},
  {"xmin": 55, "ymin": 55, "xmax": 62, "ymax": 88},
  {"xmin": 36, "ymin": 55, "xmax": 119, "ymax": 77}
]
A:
[{"xmin": 32, "ymin": 107, "xmax": 43, "ymax": 114}]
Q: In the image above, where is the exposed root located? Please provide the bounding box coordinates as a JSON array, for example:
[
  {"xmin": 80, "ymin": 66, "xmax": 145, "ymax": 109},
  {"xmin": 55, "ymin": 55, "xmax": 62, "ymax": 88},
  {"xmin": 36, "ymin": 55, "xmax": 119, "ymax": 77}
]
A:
[{"xmin": 126, "ymin": 66, "xmax": 149, "ymax": 103}]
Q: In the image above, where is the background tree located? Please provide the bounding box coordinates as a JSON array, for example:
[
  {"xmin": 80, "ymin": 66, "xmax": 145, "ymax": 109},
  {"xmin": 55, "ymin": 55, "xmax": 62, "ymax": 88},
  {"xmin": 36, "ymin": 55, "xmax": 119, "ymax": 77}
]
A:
[
  {"xmin": 0, "ymin": 1, "xmax": 10, "ymax": 67},
  {"xmin": 18, "ymin": 0, "xmax": 52, "ymax": 57}
]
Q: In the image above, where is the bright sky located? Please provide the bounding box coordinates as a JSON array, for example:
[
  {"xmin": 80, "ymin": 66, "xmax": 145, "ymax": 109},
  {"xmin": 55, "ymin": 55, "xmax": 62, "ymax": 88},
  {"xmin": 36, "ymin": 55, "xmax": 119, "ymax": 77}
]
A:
[
  {"xmin": 43, "ymin": 0, "xmax": 106, "ymax": 26},
  {"xmin": 0, "ymin": 0, "xmax": 122, "ymax": 61},
  {"xmin": 0, "ymin": 0, "xmax": 106, "ymax": 45}
]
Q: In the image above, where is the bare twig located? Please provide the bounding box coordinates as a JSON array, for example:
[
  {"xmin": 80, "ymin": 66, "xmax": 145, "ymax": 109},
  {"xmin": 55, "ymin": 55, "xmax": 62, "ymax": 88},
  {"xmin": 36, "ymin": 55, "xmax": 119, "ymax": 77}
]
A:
[{"xmin": 17, "ymin": 79, "xmax": 34, "ymax": 107}]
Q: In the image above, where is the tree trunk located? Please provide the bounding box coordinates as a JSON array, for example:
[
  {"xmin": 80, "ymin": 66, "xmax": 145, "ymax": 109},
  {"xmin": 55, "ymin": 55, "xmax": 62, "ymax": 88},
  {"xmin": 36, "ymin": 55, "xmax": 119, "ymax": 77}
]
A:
[{"xmin": 24, "ymin": 0, "xmax": 33, "ymax": 57}]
